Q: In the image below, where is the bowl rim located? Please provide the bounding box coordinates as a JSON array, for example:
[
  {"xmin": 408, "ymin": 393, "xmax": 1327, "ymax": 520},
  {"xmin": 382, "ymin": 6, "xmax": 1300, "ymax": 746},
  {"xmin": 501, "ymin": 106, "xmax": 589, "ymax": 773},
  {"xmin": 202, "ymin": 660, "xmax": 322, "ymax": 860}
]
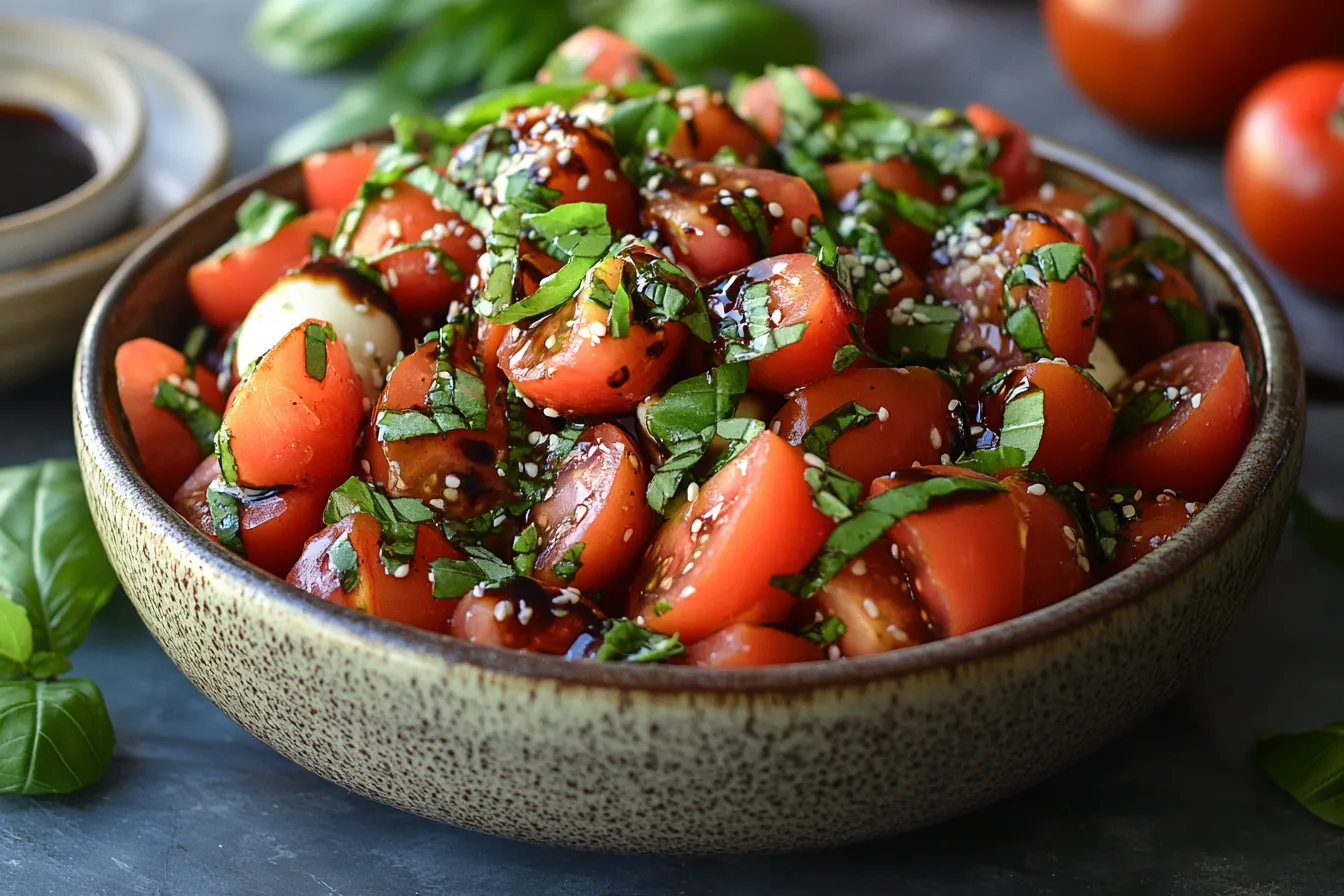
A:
[
  {"xmin": 0, "ymin": 19, "xmax": 147, "ymax": 238},
  {"xmin": 75, "ymin": 127, "xmax": 1304, "ymax": 696}
]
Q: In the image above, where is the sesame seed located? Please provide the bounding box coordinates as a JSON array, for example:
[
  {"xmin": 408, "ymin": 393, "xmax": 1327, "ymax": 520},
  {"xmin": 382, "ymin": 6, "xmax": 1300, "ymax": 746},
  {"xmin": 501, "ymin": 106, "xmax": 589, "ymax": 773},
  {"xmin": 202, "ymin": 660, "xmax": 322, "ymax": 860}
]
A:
[
  {"xmin": 1026, "ymin": 483, "xmax": 1047, "ymax": 496},
  {"xmin": 576, "ymin": 175, "xmax": 591, "ymax": 190},
  {"xmin": 444, "ymin": 474, "xmax": 462, "ymax": 488},
  {"xmin": 877, "ymin": 406, "xmax": 889, "ymax": 422},
  {"xmin": 716, "ymin": 223, "xmax": 732, "ymax": 236},
  {"xmin": 852, "ymin": 558, "xmax": 868, "ymax": 576},
  {"xmin": 574, "ymin": 505, "xmax": 588, "ymax": 522},
  {"xmin": 517, "ymin": 604, "xmax": 534, "ymax": 625},
  {"xmin": 1191, "ymin": 393, "xmax": 1203, "ymax": 408},
  {"xmin": 863, "ymin": 598, "xmax": 880, "ymax": 619},
  {"xmin": 604, "ymin": 169, "xmax": 619, "ymax": 182},
  {"xmin": 947, "ymin": 399, "xmax": 961, "ymax": 412},
  {"xmin": 767, "ymin": 201, "xmax": 784, "ymax": 218},
  {"xmin": 524, "ymin": 462, "xmax": 539, "ymax": 478},
  {"xmin": 443, "ymin": 487, "xmax": 459, "ymax": 502},
  {"xmin": 802, "ymin": 452, "xmax": 826, "ymax": 469},
  {"xmin": 429, "ymin": 498, "xmax": 445, "ymax": 510},
  {"xmin": 1185, "ymin": 502, "xmax": 1199, "ymax": 514},
  {"xmin": 623, "ymin": 528, "xmax": 634, "ymax": 543},
  {"xmin": 827, "ymin": 645, "xmax": 841, "ymax": 660},
  {"xmin": 392, "ymin": 564, "xmax": 410, "ymax": 579},
  {"xmin": 543, "ymin": 407, "xmax": 561, "ymax": 418},
  {"xmin": 679, "ymin": 586, "xmax": 696, "ymax": 598},
  {"xmin": 1122, "ymin": 504, "xmax": 1137, "ymax": 519},
  {"xmin": 771, "ymin": 420, "xmax": 782, "ymax": 434},
  {"xmin": 493, "ymin": 601, "xmax": 514, "ymax": 621},
  {"xmin": 467, "ymin": 234, "xmax": 484, "ymax": 251},
  {"xmin": 686, "ymin": 482, "xmax": 700, "ymax": 503},
  {"xmin": 930, "ymin": 427, "xmax": 943, "ymax": 450},
  {"xmin": 699, "ymin": 172, "xmax": 717, "ymax": 186},
  {"xmin": 791, "ymin": 218, "xmax": 806, "ymax": 237}
]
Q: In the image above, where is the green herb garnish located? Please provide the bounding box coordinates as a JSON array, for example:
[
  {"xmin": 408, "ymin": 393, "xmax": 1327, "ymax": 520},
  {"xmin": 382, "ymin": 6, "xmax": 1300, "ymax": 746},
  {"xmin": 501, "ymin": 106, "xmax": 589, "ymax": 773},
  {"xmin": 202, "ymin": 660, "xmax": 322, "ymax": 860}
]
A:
[
  {"xmin": 595, "ymin": 619, "xmax": 684, "ymax": 663},
  {"xmin": 152, "ymin": 379, "xmax": 222, "ymax": 456}
]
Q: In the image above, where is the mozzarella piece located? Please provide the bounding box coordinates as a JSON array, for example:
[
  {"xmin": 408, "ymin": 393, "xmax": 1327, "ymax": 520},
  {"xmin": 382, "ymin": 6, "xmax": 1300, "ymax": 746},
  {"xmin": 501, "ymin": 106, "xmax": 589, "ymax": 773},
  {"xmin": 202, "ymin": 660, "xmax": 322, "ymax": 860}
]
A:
[
  {"xmin": 1087, "ymin": 337, "xmax": 1128, "ymax": 394},
  {"xmin": 236, "ymin": 266, "xmax": 401, "ymax": 398}
]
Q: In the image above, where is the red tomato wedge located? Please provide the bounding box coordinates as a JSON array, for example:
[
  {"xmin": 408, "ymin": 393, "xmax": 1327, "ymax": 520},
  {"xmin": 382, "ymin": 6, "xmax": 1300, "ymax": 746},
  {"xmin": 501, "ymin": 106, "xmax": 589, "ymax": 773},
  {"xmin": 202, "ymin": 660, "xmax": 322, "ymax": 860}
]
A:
[
  {"xmin": 452, "ymin": 578, "xmax": 605, "ymax": 654},
  {"xmin": 1101, "ymin": 342, "xmax": 1252, "ymax": 502},
  {"xmin": 811, "ymin": 545, "xmax": 932, "ymax": 655},
  {"xmin": 345, "ymin": 181, "xmax": 484, "ymax": 328},
  {"xmin": 530, "ymin": 423, "xmax": 657, "ymax": 595},
  {"xmin": 537, "ymin": 26, "xmax": 675, "ymax": 88},
  {"xmin": 872, "ymin": 466, "xmax": 1027, "ymax": 637},
  {"xmin": 642, "ymin": 164, "xmax": 822, "ymax": 284},
  {"xmin": 979, "ymin": 361, "xmax": 1114, "ymax": 485},
  {"xmin": 1108, "ymin": 491, "xmax": 1205, "ymax": 572},
  {"xmin": 173, "ymin": 456, "xmax": 326, "ymax": 577},
  {"xmin": 288, "ymin": 513, "xmax": 462, "ymax": 634},
  {"xmin": 220, "ymin": 320, "xmax": 365, "ymax": 491},
  {"xmin": 999, "ymin": 473, "xmax": 1095, "ymax": 612},
  {"xmin": 666, "ymin": 86, "xmax": 768, "ymax": 165},
  {"xmin": 735, "ymin": 66, "xmax": 842, "ymax": 145},
  {"xmin": 1014, "ymin": 184, "xmax": 1135, "ymax": 268},
  {"xmin": 362, "ymin": 339, "xmax": 508, "ymax": 516},
  {"xmin": 302, "ymin": 144, "xmax": 380, "ymax": 212},
  {"xmin": 187, "ymin": 208, "xmax": 339, "ymax": 330},
  {"xmin": 629, "ymin": 431, "xmax": 834, "ymax": 643},
  {"xmin": 966, "ymin": 104, "xmax": 1044, "ymax": 202},
  {"xmin": 115, "ymin": 337, "xmax": 226, "ymax": 498},
  {"xmin": 772, "ymin": 366, "xmax": 960, "ymax": 483},
  {"xmin": 708, "ymin": 253, "xmax": 862, "ymax": 395},
  {"xmin": 827, "ymin": 158, "xmax": 941, "ymax": 275},
  {"xmin": 682, "ymin": 623, "xmax": 822, "ymax": 667},
  {"xmin": 1102, "ymin": 246, "xmax": 1207, "ymax": 371}
]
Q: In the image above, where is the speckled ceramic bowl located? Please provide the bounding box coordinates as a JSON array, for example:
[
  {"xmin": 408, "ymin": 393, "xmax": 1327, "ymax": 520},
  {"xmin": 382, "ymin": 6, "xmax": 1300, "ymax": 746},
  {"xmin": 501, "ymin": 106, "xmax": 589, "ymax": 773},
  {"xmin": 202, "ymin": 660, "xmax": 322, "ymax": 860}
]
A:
[{"xmin": 74, "ymin": 131, "xmax": 1303, "ymax": 854}]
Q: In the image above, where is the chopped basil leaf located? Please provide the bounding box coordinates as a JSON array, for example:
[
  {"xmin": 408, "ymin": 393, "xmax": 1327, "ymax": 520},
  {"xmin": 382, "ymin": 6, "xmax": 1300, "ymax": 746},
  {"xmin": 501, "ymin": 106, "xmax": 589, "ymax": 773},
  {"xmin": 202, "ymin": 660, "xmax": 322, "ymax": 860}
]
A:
[
  {"xmin": 1291, "ymin": 493, "xmax": 1344, "ymax": 568},
  {"xmin": 303, "ymin": 322, "xmax": 332, "ymax": 380},
  {"xmin": 853, "ymin": 178, "xmax": 943, "ymax": 232},
  {"xmin": 801, "ymin": 402, "xmax": 876, "ymax": 459},
  {"xmin": 606, "ymin": 280, "xmax": 633, "ymax": 338},
  {"xmin": 1257, "ymin": 721, "xmax": 1344, "ymax": 827},
  {"xmin": 1003, "ymin": 242, "xmax": 1086, "ymax": 291},
  {"xmin": 1000, "ymin": 389, "xmax": 1045, "ymax": 464},
  {"xmin": 209, "ymin": 191, "xmax": 302, "ymax": 261},
  {"xmin": 718, "ymin": 280, "xmax": 808, "ymax": 363},
  {"xmin": 606, "ymin": 96, "xmax": 682, "ymax": 155},
  {"xmin": 1082, "ymin": 194, "xmax": 1124, "ymax": 230},
  {"xmin": 401, "ymin": 164, "xmax": 492, "ymax": 234},
  {"xmin": 444, "ymin": 81, "xmax": 601, "ymax": 135},
  {"xmin": 800, "ymin": 615, "xmax": 846, "ymax": 645},
  {"xmin": 482, "ymin": 253, "xmax": 596, "ymax": 324},
  {"xmin": 152, "ymin": 380, "xmax": 222, "ymax": 456},
  {"xmin": 644, "ymin": 363, "xmax": 750, "ymax": 449},
  {"xmin": 805, "ymin": 463, "xmax": 864, "ymax": 521},
  {"xmin": 322, "ymin": 477, "xmax": 427, "ymax": 568},
  {"xmin": 1129, "ymin": 234, "xmax": 1190, "ymax": 267},
  {"xmin": 725, "ymin": 190, "xmax": 773, "ymax": 254},
  {"xmin": 429, "ymin": 545, "xmax": 515, "ymax": 600},
  {"xmin": 956, "ymin": 445, "xmax": 1028, "ymax": 476},
  {"xmin": 375, "ymin": 333, "xmax": 488, "ymax": 441},
  {"xmin": 595, "ymin": 619, "xmax": 685, "ymax": 663},
  {"xmin": 1164, "ymin": 298, "xmax": 1213, "ymax": 345},
  {"xmin": 782, "ymin": 145, "xmax": 831, "ymax": 201},
  {"xmin": 550, "ymin": 542, "xmax": 585, "ymax": 585},
  {"xmin": 711, "ymin": 145, "xmax": 743, "ymax": 164},
  {"xmin": 646, "ymin": 438, "xmax": 708, "ymax": 514},
  {"xmin": 205, "ymin": 482, "xmax": 246, "ymax": 558},
  {"xmin": 1003, "ymin": 303, "xmax": 1051, "ymax": 359},
  {"xmin": 832, "ymin": 344, "xmax": 862, "ymax": 372},
  {"xmin": 181, "ymin": 325, "xmax": 209, "ymax": 374},
  {"xmin": 706, "ymin": 418, "xmax": 766, "ymax": 475},
  {"xmin": 522, "ymin": 202, "xmax": 613, "ymax": 262},
  {"xmin": 773, "ymin": 475, "xmax": 1007, "ymax": 598},
  {"xmin": 511, "ymin": 523, "xmax": 540, "ymax": 578},
  {"xmin": 883, "ymin": 299, "xmax": 961, "ymax": 362},
  {"xmin": 652, "ymin": 598, "xmax": 672, "ymax": 616},
  {"xmin": 1112, "ymin": 389, "xmax": 1174, "ymax": 441},
  {"xmin": 214, "ymin": 424, "xmax": 239, "ymax": 486},
  {"xmin": 326, "ymin": 533, "xmax": 360, "ymax": 593},
  {"xmin": 807, "ymin": 222, "xmax": 839, "ymax": 271},
  {"xmin": 620, "ymin": 245, "xmax": 714, "ymax": 341},
  {"xmin": 330, "ymin": 144, "xmax": 426, "ymax": 255}
]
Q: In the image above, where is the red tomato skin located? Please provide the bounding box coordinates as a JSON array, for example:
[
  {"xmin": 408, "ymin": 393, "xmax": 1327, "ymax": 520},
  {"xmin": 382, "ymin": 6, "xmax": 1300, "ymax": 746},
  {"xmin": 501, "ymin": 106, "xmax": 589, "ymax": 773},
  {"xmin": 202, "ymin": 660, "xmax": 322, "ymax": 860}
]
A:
[
  {"xmin": 537, "ymin": 26, "xmax": 675, "ymax": 88},
  {"xmin": 965, "ymin": 104, "xmax": 1043, "ymax": 202},
  {"xmin": 772, "ymin": 366, "xmax": 961, "ymax": 483},
  {"xmin": 115, "ymin": 338, "xmax": 227, "ymax": 499},
  {"xmin": 629, "ymin": 432, "xmax": 834, "ymax": 643},
  {"xmin": 1102, "ymin": 249, "xmax": 1205, "ymax": 371},
  {"xmin": 346, "ymin": 182, "xmax": 484, "ymax": 328},
  {"xmin": 173, "ymin": 456, "xmax": 326, "ymax": 577},
  {"xmin": 302, "ymin": 144, "xmax": 380, "ymax": 212},
  {"xmin": 666, "ymin": 86, "xmax": 768, "ymax": 165},
  {"xmin": 1226, "ymin": 61, "xmax": 1344, "ymax": 295},
  {"xmin": 287, "ymin": 513, "xmax": 462, "ymax": 635},
  {"xmin": 999, "ymin": 473, "xmax": 1095, "ymax": 612},
  {"xmin": 827, "ymin": 158, "xmax": 941, "ymax": 276},
  {"xmin": 641, "ymin": 164, "xmax": 822, "ymax": 284},
  {"xmin": 682, "ymin": 624, "xmax": 823, "ymax": 668},
  {"xmin": 362, "ymin": 340, "xmax": 509, "ymax": 516},
  {"xmin": 221, "ymin": 320, "xmax": 366, "ymax": 491},
  {"xmin": 872, "ymin": 465, "xmax": 1027, "ymax": 637},
  {"xmin": 452, "ymin": 578, "xmax": 605, "ymax": 654},
  {"xmin": 735, "ymin": 66, "xmax": 842, "ymax": 145},
  {"xmin": 1110, "ymin": 494, "xmax": 1205, "ymax": 572},
  {"xmin": 187, "ymin": 209, "xmax": 340, "ymax": 329},
  {"xmin": 979, "ymin": 361, "xmax": 1115, "ymax": 486},
  {"xmin": 1101, "ymin": 342, "xmax": 1252, "ymax": 503},
  {"xmin": 1014, "ymin": 184, "xmax": 1135, "ymax": 267},
  {"xmin": 708, "ymin": 253, "xmax": 862, "ymax": 395},
  {"xmin": 1043, "ymin": 0, "xmax": 1344, "ymax": 138},
  {"xmin": 811, "ymin": 545, "xmax": 933, "ymax": 656}
]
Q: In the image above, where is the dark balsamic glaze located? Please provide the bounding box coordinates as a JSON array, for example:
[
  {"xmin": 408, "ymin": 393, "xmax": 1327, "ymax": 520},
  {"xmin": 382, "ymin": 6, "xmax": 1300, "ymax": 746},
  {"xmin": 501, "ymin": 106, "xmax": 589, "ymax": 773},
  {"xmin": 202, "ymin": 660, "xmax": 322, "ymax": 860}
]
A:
[{"xmin": 0, "ymin": 104, "xmax": 97, "ymax": 218}]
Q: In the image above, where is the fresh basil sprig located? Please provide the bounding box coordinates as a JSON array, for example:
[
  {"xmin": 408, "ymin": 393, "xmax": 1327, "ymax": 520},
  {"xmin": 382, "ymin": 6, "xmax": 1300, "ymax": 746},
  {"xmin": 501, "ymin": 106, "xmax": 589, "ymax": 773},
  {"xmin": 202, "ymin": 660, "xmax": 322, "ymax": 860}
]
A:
[
  {"xmin": 1258, "ymin": 721, "xmax": 1344, "ymax": 827},
  {"xmin": 0, "ymin": 460, "xmax": 119, "ymax": 795}
]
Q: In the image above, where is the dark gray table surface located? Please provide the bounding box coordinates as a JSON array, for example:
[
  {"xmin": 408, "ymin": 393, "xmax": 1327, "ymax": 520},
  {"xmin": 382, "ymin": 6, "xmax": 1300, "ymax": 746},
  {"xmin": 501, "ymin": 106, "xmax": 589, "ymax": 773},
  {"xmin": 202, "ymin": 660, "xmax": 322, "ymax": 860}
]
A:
[{"xmin": 3, "ymin": 1, "xmax": 1344, "ymax": 894}]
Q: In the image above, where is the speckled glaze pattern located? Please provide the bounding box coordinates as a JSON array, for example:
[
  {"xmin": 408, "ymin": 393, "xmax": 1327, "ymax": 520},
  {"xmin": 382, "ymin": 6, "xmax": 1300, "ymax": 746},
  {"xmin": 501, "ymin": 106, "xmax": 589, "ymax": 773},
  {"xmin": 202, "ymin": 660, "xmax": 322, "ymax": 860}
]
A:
[{"xmin": 74, "ymin": 133, "xmax": 1303, "ymax": 854}]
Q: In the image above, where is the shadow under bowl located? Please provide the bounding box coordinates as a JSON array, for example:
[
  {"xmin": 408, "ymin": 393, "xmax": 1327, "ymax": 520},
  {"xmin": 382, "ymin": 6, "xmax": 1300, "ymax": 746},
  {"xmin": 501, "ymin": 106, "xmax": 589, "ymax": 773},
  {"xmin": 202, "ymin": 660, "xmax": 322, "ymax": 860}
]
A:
[{"xmin": 73, "ymin": 131, "xmax": 1304, "ymax": 854}]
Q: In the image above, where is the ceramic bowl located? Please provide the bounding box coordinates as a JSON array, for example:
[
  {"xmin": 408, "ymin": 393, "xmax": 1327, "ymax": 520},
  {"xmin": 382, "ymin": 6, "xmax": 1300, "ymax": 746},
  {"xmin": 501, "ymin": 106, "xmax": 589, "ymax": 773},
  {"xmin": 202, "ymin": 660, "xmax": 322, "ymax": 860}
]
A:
[
  {"xmin": 74, "ymin": 132, "xmax": 1304, "ymax": 854},
  {"xmin": 0, "ymin": 20, "xmax": 146, "ymax": 271},
  {"xmin": 0, "ymin": 21, "xmax": 228, "ymax": 386}
]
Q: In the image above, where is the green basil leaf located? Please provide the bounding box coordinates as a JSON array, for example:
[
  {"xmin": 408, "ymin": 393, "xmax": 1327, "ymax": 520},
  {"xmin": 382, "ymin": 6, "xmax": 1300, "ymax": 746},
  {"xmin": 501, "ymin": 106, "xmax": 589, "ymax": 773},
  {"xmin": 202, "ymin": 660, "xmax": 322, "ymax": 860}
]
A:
[
  {"xmin": 522, "ymin": 202, "xmax": 613, "ymax": 261},
  {"xmin": 1258, "ymin": 721, "xmax": 1344, "ymax": 827},
  {"xmin": 1000, "ymin": 389, "xmax": 1046, "ymax": 464},
  {"xmin": 326, "ymin": 533, "xmax": 360, "ymax": 593},
  {"xmin": 883, "ymin": 299, "xmax": 962, "ymax": 362},
  {"xmin": 610, "ymin": 0, "xmax": 817, "ymax": 80},
  {"xmin": 607, "ymin": 280, "xmax": 633, "ymax": 339},
  {"xmin": 482, "ymin": 253, "xmax": 597, "ymax": 324},
  {"xmin": 181, "ymin": 324, "xmax": 209, "ymax": 374},
  {"xmin": 646, "ymin": 437, "xmax": 710, "ymax": 514},
  {"xmin": 429, "ymin": 545, "xmax": 515, "ymax": 599},
  {"xmin": 209, "ymin": 191, "xmax": 302, "ymax": 261},
  {"xmin": 1130, "ymin": 234, "xmax": 1190, "ymax": 267},
  {"xmin": 595, "ymin": 618, "xmax": 684, "ymax": 663},
  {"xmin": 800, "ymin": 615, "xmax": 846, "ymax": 645},
  {"xmin": 719, "ymin": 280, "xmax": 809, "ymax": 363},
  {"xmin": 0, "ymin": 461, "xmax": 118, "ymax": 657},
  {"xmin": 801, "ymin": 402, "xmax": 877, "ymax": 460},
  {"xmin": 401, "ymin": 164, "xmax": 492, "ymax": 234},
  {"xmin": 1003, "ymin": 242, "xmax": 1085, "ymax": 292},
  {"xmin": 1082, "ymin": 194, "xmax": 1123, "ymax": 230},
  {"xmin": 606, "ymin": 96, "xmax": 683, "ymax": 155},
  {"xmin": 550, "ymin": 542, "xmax": 585, "ymax": 585},
  {"xmin": 205, "ymin": 483, "xmax": 247, "ymax": 558},
  {"xmin": 214, "ymin": 424, "xmax": 239, "ymax": 486},
  {"xmin": 303, "ymin": 322, "xmax": 331, "ymax": 381},
  {"xmin": 832, "ymin": 344, "xmax": 862, "ymax": 372},
  {"xmin": 0, "ymin": 593, "xmax": 33, "ymax": 671},
  {"xmin": 782, "ymin": 146, "xmax": 831, "ymax": 202},
  {"xmin": 956, "ymin": 445, "xmax": 1028, "ymax": 476},
  {"xmin": 151, "ymin": 380, "xmax": 223, "ymax": 457},
  {"xmin": 1113, "ymin": 389, "xmax": 1174, "ymax": 441},
  {"xmin": 1004, "ymin": 303, "xmax": 1052, "ymax": 360},
  {"xmin": 25, "ymin": 651, "xmax": 72, "ymax": 680},
  {"xmin": 1292, "ymin": 493, "xmax": 1344, "ymax": 568},
  {"xmin": 706, "ymin": 418, "xmax": 766, "ymax": 475},
  {"xmin": 0, "ymin": 678, "xmax": 114, "ymax": 795},
  {"xmin": 512, "ymin": 523, "xmax": 541, "ymax": 578},
  {"xmin": 1164, "ymin": 298, "xmax": 1213, "ymax": 345},
  {"xmin": 444, "ymin": 81, "xmax": 602, "ymax": 135},
  {"xmin": 773, "ymin": 475, "xmax": 1006, "ymax": 598},
  {"xmin": 645, "ymin": 363, "xmax": 750, "ymax": 449}
]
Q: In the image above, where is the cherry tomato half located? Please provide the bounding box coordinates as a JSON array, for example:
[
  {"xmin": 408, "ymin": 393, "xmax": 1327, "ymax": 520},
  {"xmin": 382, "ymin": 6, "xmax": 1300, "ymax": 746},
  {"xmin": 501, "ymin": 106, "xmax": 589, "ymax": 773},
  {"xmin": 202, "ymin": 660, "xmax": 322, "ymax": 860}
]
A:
[
  {"xmin": 537, "ymin": 26, "xmax": 675, "ymax": 88},
  {"xmin": 999, "ymin": 473, "xmax": 1095, "ymax": 612},
  {"xmin": 810, "ymin": 545, "xmax": 932, "ymax": 656},
  {"xmin": 1107, "ymin": 491, "xmax": 1206, "ymax": 572},
  {"xmin": 965, "ymin": 104, "xmax": 1043, "ymax": 202},
  {"xmin": 453, "ymin": 578, "xmax": 605, "ymax": 654},
  {"xmin": 302, "ymin": 144, "xmax": 380, "ymax": 212},
  {"xmin": 735, "ymin": 66, "xmax": 842, "ymax": 145},
  {"xmin": 682, "ymin": 623, "xmax": 822, "ymax": 667}
]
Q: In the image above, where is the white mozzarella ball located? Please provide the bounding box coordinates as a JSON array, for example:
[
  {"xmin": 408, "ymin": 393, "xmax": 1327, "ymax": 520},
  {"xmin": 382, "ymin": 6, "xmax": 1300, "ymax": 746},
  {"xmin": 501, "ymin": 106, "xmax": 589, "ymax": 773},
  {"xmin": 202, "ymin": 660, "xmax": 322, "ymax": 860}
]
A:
[
  {"xmin": 1088, "ymin": 337, "xmax": 1128, "ymax": 394},
  {"xmin": 236, "ymin": 263, "xmax": 402, "ymax": 398}
]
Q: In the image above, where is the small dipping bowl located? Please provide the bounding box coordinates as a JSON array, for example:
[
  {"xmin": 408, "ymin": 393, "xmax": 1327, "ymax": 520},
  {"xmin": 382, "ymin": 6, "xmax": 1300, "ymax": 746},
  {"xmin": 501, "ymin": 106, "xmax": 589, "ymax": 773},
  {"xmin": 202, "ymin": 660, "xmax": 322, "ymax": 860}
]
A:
[{"xmin": 0, "ymin": 20, "xmax": 146, "ymax": 271}]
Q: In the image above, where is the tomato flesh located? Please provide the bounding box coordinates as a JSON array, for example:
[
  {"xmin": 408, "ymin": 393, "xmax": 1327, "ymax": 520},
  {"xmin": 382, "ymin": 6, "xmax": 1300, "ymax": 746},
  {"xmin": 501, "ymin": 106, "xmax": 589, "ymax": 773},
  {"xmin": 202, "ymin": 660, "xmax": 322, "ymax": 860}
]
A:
[
  {"xmin": 538, "ymin": 26, "xmax": 675, "ymax": 88},
  {"xmin": 682, "ymin": 623, "xmax": 822, "ymax": 667},
  {"xmin": 1000, "ymin": 473, "xmax": 1095, "ymax": 612},
  {"xmin": 811, "ymin": 545, "xmax": 932, "ymax": 655},
  {"xmin": 303, "ymin": 144, "xmax": 380, "ymax": 212},
  {"xmin": 453, "ymin": 578, "xmax": 604, "ymax": 654},
  {"xmin": 1108, "ymin": 492, "xmax": 1206, "ymax": 572},
  {"xmin": 666, "ymin": 86, "xmax": 768, "ymax": 165}
]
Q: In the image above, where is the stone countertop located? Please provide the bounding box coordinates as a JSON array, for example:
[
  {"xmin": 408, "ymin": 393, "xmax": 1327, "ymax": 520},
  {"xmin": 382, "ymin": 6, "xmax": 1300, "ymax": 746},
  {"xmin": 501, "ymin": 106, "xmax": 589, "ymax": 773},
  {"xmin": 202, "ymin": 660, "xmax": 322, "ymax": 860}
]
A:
[{"xmin": 1, "ymin": 1, "xmax": 1342, "ymax": 893}]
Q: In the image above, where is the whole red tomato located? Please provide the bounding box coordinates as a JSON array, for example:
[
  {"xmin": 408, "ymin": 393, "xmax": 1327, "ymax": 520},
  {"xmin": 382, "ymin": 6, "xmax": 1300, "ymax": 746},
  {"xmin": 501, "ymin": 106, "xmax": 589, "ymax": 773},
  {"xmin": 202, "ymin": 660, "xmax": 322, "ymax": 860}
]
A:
[
  {"xmin": 1226, "ymin": 61, "xmax": 1344, "ymax": 295},
  {"xmin": 1042, "ymin": 0, "xmax": 1344, "ymax": 137}
]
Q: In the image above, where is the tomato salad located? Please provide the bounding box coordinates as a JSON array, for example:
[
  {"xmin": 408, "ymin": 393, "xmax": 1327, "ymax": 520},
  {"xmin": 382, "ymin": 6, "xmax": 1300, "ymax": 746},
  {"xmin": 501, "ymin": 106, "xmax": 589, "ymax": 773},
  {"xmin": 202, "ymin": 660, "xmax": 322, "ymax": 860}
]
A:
[{"xmin": 116, "ymin": 28, "xmax": 1253, "ymax": 668}]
